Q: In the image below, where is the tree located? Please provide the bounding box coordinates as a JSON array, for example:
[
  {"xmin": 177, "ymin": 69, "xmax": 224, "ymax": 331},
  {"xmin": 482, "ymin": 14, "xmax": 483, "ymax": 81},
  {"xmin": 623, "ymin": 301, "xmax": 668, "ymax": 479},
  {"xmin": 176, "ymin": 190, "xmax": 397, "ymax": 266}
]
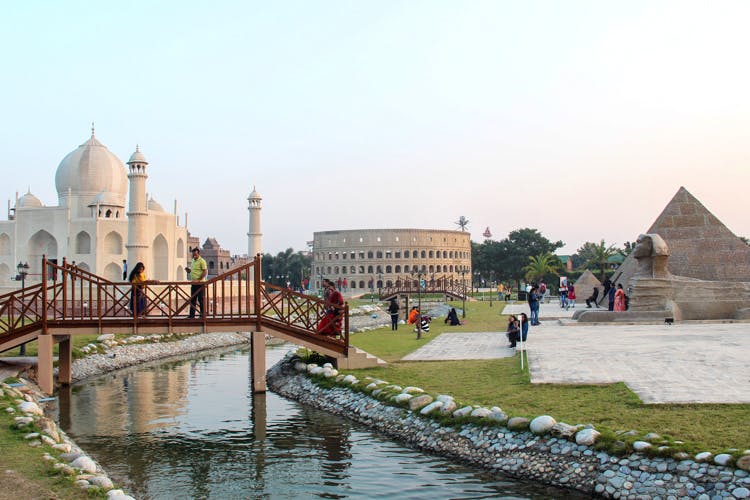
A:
[
  {"xmin": 523, "ymin": 253, "xmax": 562, "ymax": 283},
  {"xmin": 471, "ymin": 228, "xmax": 563, "ymax": 288},
  {"xmin": 261, "ymin": 248, "xmax": 312, "ymax": 288},
  {"xmin": 576, "ymin": 240, "xmax": 619, "ymax": 281}
]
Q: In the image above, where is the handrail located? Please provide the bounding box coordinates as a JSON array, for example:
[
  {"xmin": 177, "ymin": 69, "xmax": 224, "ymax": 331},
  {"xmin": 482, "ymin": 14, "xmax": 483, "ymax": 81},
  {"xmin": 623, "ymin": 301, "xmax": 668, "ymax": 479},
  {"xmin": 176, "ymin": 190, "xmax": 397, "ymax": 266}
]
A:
[{"xmin": 0, "ymin": 255, "xmax": 349, "ymax": 355}]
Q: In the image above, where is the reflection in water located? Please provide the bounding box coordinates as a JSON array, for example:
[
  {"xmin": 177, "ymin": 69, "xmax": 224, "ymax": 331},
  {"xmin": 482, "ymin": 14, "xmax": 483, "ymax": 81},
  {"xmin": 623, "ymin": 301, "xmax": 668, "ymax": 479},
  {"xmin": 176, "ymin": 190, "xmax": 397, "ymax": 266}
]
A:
[{"xmin": 58, "ymin": 348, "xmax": 583, "ymax": 499}]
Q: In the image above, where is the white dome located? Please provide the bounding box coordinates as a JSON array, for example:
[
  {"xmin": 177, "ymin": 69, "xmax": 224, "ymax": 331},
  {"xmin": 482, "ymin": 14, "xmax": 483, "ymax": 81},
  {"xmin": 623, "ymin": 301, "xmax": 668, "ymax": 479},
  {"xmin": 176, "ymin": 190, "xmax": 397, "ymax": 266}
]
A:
[
  {"xmin": 16, "ymin": 191, "xmax": 43, "ymax": 208},
  {"xmin": 248, "ymin": 187, "xmax": 262, "ymax": 200},
  {"xmin": 87, "ymin": 191, "xmax": 125, "ymax": 208},
  {"xmin": 148, "ymin": 196, "xmax": 165, "ymax": 212},
  {"xmin": 128, "ymin": 146, "xmax": 148, "ymax": 164},
  {"xmin": 55, "ymin": 132, "xmax": 128, "ymax": 205}
]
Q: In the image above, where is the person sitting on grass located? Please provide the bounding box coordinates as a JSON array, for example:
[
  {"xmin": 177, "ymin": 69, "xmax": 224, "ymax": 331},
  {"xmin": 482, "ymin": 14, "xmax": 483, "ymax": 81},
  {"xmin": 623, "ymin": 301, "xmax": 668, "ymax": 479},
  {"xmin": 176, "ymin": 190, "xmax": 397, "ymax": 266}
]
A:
[
  {"xmin": 444, "ymin": 307, "xmax": 460, "ymax": 326},
  {"xmin": 416, "ymin": 314, "xmax": 431, "ymax": 333},
  {"xmin": 408, "ymin": 306, "xmax": 420, "ymax": 324}
]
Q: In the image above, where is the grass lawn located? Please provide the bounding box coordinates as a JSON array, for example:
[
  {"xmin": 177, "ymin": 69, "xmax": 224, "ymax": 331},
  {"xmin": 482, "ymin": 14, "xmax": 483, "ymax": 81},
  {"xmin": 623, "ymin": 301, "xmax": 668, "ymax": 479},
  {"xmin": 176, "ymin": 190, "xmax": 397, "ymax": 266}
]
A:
[
  {"xmin": 349, "ymin": 300, "xmax": 750, "ymax": 454},
  {"xmin": 0, "ymin": 335, "xmax": 102, "ymax": 359},
  {"xmin": 0, "ymin": 385, "xmax": 105, "ymax": 499}
]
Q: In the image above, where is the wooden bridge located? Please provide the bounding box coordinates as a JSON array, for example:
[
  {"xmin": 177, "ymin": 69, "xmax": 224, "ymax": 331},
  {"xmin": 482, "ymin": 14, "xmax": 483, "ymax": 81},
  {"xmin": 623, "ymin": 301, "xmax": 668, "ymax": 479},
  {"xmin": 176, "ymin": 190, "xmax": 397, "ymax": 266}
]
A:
[
  {"xmin": 0, "ymin": 255, "xmax": 354, "ymax": 395},
  {"xmin": 378, "ymin": 275, "xmax": 468, "ymax": 301}
]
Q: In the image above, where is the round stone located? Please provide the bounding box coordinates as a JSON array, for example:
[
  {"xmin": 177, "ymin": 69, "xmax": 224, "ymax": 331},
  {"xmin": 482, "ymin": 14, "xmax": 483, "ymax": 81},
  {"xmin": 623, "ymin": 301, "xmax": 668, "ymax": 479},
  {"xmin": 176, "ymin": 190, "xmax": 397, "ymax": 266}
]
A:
[{"xmin": 529, "ymin": 415, "xmax": 557, "ymax": 435}]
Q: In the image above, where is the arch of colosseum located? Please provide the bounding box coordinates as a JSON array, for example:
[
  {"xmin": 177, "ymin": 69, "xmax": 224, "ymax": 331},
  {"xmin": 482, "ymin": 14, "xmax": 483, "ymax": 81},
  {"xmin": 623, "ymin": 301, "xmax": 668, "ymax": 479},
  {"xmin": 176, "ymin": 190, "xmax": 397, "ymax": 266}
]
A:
[{"xmin": 312, "ymin": 229, "xmax": 472, "ymax": 293}]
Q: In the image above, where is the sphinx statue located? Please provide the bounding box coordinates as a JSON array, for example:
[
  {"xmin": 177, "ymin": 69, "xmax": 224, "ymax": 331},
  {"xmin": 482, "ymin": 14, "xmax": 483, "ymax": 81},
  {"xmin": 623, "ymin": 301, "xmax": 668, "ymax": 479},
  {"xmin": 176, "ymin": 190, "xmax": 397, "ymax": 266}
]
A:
[{"xmin": 632, "ymin": 233, "xmax": 671, "ymax": 279}]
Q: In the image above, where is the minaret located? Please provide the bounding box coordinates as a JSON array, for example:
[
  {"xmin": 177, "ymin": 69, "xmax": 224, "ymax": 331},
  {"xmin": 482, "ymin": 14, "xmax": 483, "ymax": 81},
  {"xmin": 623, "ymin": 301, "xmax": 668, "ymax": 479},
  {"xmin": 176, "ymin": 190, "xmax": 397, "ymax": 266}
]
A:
[
  {"xmin": 126, "ymin": 146, "xmax": 150, "ymax": 271},
  {"xmin": 247, "ymin": 187, "xmax": 262, "ymax": 257}
]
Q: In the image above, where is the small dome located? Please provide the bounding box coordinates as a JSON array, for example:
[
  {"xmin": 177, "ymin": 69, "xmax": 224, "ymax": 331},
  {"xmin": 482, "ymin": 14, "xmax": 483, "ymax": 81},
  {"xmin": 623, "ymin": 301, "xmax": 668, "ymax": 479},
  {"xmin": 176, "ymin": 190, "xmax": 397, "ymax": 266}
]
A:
[
  {"xmin": 148, "ymin": 196, "xmax": 165, "ymax": 212},
  {"xmin": 248, "ymin": 186, "xmax": 262, "ymax": 200},
  {"xmin": 87, "ymin": 191, "xmax": 126, "ymax": 208},
  {"xmin": 17, "ymin": 191, "xmax": 43, "ymax": 208},
  {"xmin": 128, "ymin": 145, "xmax": 148, "ymax": 164},
  {"xmin": 55, "ymin": 130, "xmax": 127, "ymax": 205}
]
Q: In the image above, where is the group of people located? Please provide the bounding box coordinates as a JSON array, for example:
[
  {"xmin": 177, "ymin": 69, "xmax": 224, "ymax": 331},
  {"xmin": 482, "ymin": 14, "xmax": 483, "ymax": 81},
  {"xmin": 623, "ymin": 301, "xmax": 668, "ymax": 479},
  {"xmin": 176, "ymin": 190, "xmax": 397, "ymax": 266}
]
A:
[
  {"xmin": 585, "ymin": 279, "xmax": 628, "ymax": 311},
  {"xmin": 407, "ymin": 306, "xmax": 431, "ymax": 333},
  {"xmin": 127, "ymin": 246, "xmax": 208, "ymax": 318},
  {"xmin": 505, "ymin": 313, "xmax": 529, "ymax": 349}
]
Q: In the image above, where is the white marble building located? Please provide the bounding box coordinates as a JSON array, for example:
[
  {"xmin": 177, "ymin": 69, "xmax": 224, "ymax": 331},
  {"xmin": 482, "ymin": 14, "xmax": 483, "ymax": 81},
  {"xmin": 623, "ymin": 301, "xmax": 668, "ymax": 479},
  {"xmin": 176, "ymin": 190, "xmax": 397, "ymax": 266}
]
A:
[{"xmin": 0, "ymin": 129, "xmax": 188, "ymax": 284}]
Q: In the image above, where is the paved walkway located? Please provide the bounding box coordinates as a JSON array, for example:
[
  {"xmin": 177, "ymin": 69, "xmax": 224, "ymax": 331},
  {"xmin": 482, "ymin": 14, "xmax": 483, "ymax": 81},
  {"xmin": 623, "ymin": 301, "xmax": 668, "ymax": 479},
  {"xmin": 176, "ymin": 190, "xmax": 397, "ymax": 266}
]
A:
[
  {"xmin": 402, "ymin": 332, "xmax": 515, "ymax": 360},
  {"xmin": 401, "ymin": 322, "xmax": 750, "ymax": 404},
  {"xmin": 502, "ymin": 301, "xmax": 583, "ymax": 320}
]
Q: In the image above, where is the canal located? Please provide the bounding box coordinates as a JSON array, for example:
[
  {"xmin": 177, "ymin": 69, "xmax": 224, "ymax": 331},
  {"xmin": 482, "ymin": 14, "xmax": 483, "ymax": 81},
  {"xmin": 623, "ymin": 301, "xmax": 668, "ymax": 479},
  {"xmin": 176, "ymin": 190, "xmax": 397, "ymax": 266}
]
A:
[{"xmin": 57, "ymin": 346, "xmax": 584, "ymax": 499}]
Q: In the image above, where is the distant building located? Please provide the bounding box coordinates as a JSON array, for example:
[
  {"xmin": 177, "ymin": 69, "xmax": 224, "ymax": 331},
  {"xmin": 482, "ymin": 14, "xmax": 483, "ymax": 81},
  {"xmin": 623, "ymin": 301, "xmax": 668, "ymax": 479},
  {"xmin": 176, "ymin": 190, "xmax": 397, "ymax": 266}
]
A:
[
  {"xmin": 312, "ymin": 228, "xmax": 472, "ymax": 292},
  {"xmin": 199, "ymin": 237, "xmax": 232, "ymax": 278}
]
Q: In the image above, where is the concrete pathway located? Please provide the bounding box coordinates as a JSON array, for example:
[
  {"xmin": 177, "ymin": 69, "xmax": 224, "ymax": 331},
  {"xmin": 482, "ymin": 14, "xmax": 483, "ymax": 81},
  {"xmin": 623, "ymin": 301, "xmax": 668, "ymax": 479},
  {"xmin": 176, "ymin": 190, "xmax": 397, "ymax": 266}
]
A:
[
  {"xmin": 401, "ymin": 322, "xmax": 750, "ymax": 404},
  {"xmin": 402, "ymin": 332, "xmax": 515, "ymax": 361},
  {"xmin": 501, "ymin": 301, "xmax": 583, "ymax": 320}
]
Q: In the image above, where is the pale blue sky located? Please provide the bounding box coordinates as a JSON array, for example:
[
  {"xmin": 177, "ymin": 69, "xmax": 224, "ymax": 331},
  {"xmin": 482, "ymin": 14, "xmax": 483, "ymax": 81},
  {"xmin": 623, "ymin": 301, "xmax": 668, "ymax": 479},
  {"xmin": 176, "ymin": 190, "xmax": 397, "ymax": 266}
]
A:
[{"xmin": 3, "ymin": 1, "xmax": 749, "ymax": 255}]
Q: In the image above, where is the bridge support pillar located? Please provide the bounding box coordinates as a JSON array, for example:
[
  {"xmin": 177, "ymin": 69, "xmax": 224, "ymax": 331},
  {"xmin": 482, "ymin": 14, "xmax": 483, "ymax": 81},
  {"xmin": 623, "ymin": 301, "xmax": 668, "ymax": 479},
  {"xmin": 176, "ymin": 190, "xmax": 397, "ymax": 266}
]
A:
[
  {"xmin": 251, "ymin": 331, "xmax": 266, "ymax": 393},
  {"xmin": 58, "ymin": 336, "xmax": 72, "ymax": 385},
  {"xmin": 37, "ymin": 335, "xmax": 54, "ymax": 395}
]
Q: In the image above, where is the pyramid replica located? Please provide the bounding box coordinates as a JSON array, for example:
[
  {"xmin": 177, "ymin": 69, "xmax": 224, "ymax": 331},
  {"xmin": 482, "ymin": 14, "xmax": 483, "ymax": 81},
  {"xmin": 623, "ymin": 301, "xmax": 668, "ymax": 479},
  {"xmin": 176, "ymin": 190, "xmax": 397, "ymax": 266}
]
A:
[
  {"xmin": 572, "ymin": 269, "xmax": 601, "ymax": 304},
  {"xmin": 576, "ymin": 187, "xmax": 750, "ymax": 321}
]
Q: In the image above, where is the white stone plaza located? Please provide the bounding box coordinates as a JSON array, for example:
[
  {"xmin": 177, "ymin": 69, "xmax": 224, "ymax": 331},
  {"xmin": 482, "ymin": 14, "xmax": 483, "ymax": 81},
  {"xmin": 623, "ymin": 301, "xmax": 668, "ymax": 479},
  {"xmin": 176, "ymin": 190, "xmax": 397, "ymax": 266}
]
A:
[{"xmin": 402, "ymin": 303, "xmax": 750, "ymax": 404}]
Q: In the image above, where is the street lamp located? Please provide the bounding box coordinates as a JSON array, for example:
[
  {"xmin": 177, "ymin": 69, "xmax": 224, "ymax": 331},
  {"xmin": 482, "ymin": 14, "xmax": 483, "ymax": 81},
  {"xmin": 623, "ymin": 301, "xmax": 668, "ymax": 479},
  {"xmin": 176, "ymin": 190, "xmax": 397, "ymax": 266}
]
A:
[
  {"xmin": 459, "ymin": 267, "xmax": 467, "ymax": 318},
  {"xmin": 16, "ymin": 262, "xmax": 29, "ymax": 356},
  {"xmin": 411, "ymin": 268, "xmax": 423, "ymax": 339}
]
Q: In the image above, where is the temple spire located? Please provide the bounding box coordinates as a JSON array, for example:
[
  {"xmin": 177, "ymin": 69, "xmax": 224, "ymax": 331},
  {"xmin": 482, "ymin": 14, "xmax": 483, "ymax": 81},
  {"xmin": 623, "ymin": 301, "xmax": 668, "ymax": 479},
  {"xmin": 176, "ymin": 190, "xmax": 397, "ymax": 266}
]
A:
[{"xmin": 91, "ymin": 122, "xmax": 95, "ymax": 137}]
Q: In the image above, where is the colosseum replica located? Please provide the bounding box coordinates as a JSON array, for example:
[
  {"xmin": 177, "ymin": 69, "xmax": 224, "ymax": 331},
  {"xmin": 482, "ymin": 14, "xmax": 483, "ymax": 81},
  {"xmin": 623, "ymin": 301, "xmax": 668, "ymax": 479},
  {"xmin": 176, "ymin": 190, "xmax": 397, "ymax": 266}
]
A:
[{"xmin": 312, "ymin": 229, "xmax": 472, "ymax": 293}]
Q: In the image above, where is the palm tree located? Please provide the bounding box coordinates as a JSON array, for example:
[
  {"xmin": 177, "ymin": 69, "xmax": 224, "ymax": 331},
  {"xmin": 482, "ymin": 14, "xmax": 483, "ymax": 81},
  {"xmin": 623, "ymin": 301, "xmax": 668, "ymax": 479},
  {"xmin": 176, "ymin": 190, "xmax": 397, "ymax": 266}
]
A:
[
  {"xmin": 584, "ymin": 240, "xmax": 619, "ymax": 281},
  {"xmin": 523, "ymin": 253, "xmax": 561, "ymax": 283}
]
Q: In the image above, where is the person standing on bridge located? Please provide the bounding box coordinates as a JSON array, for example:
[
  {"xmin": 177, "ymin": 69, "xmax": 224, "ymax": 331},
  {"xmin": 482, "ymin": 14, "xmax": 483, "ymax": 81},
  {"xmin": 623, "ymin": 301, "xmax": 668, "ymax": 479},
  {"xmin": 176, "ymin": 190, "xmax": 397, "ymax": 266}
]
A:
[
  {"xmin": 128, "ymin": 262, "xmax": 149, "ymax": 316},
  {"xmin": 189, "ymin": 247, "xmax": 208, "ymax": 318}
]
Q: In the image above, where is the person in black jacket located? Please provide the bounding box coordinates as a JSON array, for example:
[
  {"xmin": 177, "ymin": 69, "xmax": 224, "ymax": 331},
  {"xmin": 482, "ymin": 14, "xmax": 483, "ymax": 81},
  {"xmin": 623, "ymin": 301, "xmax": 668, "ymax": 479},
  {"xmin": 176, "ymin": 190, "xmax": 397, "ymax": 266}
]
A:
[
  {"xmin": 387, "ymin": 298, "xmax": 400, "ymax": 331},
  {"xmin": 586, "ymin": 287, "xmax": 600, "ymax": 308},
  {"xmin": 444, "ymin": 307, "xmax": 460, "ymax": 326}
]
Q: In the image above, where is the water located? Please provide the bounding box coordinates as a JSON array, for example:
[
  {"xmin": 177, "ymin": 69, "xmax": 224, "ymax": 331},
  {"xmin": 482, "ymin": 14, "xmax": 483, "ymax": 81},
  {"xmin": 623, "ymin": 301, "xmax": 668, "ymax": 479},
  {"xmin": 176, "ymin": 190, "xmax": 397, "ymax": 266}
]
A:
[{"xmin": 57, "ymin": 347, "xmax": 584, "ymax": 499}]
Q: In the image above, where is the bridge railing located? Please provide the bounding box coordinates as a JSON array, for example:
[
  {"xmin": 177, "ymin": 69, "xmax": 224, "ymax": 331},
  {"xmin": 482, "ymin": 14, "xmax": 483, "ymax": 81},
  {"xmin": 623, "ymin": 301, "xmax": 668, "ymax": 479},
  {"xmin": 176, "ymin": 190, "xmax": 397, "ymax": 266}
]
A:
[
  {"xmin": 42, "ymin": 258, "xmax": 257, "ymax": 323},
  {"xmin": 0, "ymin": 283, "xmax": 46, "ymax": 337},
  {"xmin": 1, "ymin": 255, "xmax": 348, "ymax": 355}
]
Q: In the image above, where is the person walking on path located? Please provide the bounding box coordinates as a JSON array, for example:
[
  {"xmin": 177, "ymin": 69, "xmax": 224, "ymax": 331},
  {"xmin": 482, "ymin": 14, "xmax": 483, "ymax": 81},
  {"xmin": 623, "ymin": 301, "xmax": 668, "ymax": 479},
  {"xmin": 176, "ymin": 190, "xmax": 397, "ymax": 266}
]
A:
[
  {"xmin": 387, "ymin": 298, "xmax": 400, "ymax": 331},
  {"xmin": 189, "ymin": 247, "xmax": 208, "ymax": 318},
  {"xmin": 567, "ymin": 284, "xmax": 576, "ymax": 309},
  {"xmin": 607, "ymin": 284, "xmax": 616, "ymax": 311},
  {"xmin": 586, "ymin": 287, "xmax": 600, "ymax": 308},
  {"xmin": 528, "ymin": 285, "xmax": 541, "ymax": 325},
  {"xmin": 614, "ymin": 283, "xmax": 626, "ymax": 311}
]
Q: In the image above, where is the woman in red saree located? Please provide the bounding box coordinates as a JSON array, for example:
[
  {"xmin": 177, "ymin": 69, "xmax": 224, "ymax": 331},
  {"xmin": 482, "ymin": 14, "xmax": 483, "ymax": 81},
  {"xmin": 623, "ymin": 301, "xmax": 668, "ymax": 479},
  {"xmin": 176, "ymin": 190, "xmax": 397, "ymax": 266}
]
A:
[
  {"xmin": 317, "ymin": 279, "xmax": 344, "ymax": 335},
  {"xmin": 614, "ymin": 284, "xmax": 626, "ymax": 312}
]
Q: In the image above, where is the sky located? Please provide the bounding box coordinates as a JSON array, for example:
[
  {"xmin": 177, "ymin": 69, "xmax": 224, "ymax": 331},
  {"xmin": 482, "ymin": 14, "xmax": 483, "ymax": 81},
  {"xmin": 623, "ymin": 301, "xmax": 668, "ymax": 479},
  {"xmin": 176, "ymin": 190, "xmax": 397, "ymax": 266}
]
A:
[{"xmin": 2, "ymin": 1, "xmax": 749, "ymax": 256}]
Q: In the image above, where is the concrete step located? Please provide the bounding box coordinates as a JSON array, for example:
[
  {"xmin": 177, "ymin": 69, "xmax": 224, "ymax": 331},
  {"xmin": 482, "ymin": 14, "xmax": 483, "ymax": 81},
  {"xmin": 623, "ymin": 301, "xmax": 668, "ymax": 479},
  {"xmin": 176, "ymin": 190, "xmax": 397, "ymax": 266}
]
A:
[{"xmin": 336, "ymin": 346, "xmax": 387, "ymax": 369}]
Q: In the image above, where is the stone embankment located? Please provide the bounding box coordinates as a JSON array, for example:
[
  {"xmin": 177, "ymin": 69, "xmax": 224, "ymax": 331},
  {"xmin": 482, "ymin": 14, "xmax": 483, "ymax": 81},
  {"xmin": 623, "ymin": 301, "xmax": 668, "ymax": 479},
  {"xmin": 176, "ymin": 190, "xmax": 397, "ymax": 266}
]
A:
[
  {"xmin": 1, "ymin": 380, "xmax": 135, "ymax": 499},
  {"xmin": 71, "ymin": 331, "xmax": 255, "ymax": 382},
  {"xmin": 267, "ymin": 353, "xmax": 750, "ymax": 499}
]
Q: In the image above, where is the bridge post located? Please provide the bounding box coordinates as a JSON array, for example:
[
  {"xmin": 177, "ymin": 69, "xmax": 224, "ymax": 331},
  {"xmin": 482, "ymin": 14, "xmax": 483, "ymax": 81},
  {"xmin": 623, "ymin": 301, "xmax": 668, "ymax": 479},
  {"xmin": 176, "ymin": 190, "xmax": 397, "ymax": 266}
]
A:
[
  {"xmin": 250, "ymin": 331, "xmax": 266, "ymax": 393},
  {"xmin": 58, "ymin": 336, "xmax": 72, "ymax": 385},
  {"xmin": 37, "ymin": 335, "xmax": 54, "ymax": 395}
]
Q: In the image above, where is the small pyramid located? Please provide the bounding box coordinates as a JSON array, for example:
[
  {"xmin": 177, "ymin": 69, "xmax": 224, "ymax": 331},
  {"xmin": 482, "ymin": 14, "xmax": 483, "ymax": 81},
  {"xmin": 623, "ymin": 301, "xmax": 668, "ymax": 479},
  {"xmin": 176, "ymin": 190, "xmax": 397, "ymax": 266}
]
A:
[
  {"xmin": 573, "ymin": 269, "xmax": 602, "ymax": 302},
  {"xmin": 613, "ymin": 187, "xmax": 750, "ymax": 288}
]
